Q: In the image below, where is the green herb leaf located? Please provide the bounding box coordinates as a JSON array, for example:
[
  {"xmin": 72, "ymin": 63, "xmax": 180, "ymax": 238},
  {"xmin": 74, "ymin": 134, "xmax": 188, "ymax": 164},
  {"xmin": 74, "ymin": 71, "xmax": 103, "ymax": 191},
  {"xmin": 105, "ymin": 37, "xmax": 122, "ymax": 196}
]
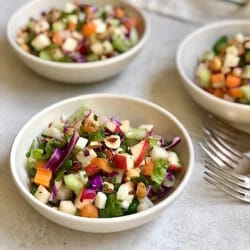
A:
[
  {"xmin": 26, "ymin": 140, "xmax": 35, "ymax": 158},
  {"xmin": 99, "ymin": 193, "xmax": 124, "ymax": 218},
  {"xmin": 151, "ymin": 158, "xmax": 168, "ymax": 185}
]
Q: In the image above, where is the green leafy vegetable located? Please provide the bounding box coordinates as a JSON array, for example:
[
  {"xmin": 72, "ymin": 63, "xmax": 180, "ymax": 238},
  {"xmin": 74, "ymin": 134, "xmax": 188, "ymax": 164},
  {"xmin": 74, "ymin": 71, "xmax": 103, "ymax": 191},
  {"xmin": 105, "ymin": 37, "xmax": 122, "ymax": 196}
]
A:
[
  {"xmin": 56, "ymin": 158, "xmax": 73, "ymax": 181},
  {"xmin": 26, "ymin": 140, "xmax": 35, "ymax": 158},
  {"xmin": 151, "ymin": 158, "xmax": 168, "ymax": 185},
  {"xmin": 30, "ymin": 184, "xmax": 38, "ymax": 195},
  {"xmin": 213, "ymin": 35, "xmax": 228, "ymax": 55},
  {"xmin": 99, "ymin": 193, "xmax": 124, "ymax": 218},
  {"xmin": 88, "ymin": 128, "xmax": 105, "ymax": 142},
  {"xmin": 126, "ymin": 199, "xmax": 139, "ymax": 214}
]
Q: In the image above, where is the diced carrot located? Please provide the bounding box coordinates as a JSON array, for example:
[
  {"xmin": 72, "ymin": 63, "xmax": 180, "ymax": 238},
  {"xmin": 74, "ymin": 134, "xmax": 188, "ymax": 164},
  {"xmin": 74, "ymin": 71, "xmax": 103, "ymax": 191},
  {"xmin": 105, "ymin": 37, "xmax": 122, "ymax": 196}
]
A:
[
  {"xmin": 34, "ymin": 167, "xmax": 52, "ymax": 188},
  {"xmin": 124, "ymin": 18, "xmax": 137, "ymax": 30},
  {"xmin": 82, "ymin": 22, "xmax": 96, "ymax": 36},
  {"xmin": 143, "ymin": 162, "xmax": 154, "ymax": 176},
  {"xmin": 210, "ymin": 73, "xmax": 225, "ymax": 84},
  {"xmin": 228, "ymin": 88, "xmax": 243, "ymax": 98},
  {"xmin": 35, "ymin": 160, "xmax": 47, "ymax": 169},
  {"xmin": 52, "ymin": 32, "xmax": 63, "ymax": 46},
  {"xmin": 68, "ymin": 21, "xmax": 76, "ymax": 32},
  {"xmin": 213, "ymin": 88, "xmax": 224, "ymax": 98},
  {"xmin": 83, "ymin": 118, "xmax": 98, "ymax": 133},
  {"xmin": 91, "ymin": 158, "xmax": 113, "ymax": 173},
  {"xmin": 80, "ymin": 204, "xmax": 98, "ymax": 218},
  {"xmin": 115, "ymin": 7, "xmax": 125, "ymax": 18},
  {"xmin": 226, "ymin": 75, "xmax": 241, "ymax": 88}
]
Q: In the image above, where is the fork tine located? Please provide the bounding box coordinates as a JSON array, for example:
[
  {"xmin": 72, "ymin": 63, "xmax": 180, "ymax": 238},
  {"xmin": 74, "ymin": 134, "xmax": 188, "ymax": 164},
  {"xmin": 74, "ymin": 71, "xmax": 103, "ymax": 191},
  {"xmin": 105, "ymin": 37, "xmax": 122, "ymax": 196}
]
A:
[
  {"xmin": 204, "ymin": 171, "xmax": 250, "ymax": 196},
  {"xmin": 199, "ymin": 142, "xmax": 231, "ymax": 169},
  {"xmin": 204, "ymin": 162, "xmax": 250, "ymax": 189},
  {"xmin": 202, "ymin": 122, "xmax": 237, "ymax": 145},
  {"xmin": 215, "ymin": 136, "xmax": 243, "ymax": 158},
  {"xmin": 204, "ymin": 160, "xmax": 248, "ymax": 182},
  {"xmin": 203, "ymin": 174, "xmax": 250, "ymax": 203},
  {"xmin": 203, "ymin": 139, "xmax": 237, "ymax": 169},
  {"xmin": 208, "ymin": 136, "xmax": 241, "ymax": 164},
  {"xmin": 208, "ymin": 115, "xmax": 242, "ymax": 139}
]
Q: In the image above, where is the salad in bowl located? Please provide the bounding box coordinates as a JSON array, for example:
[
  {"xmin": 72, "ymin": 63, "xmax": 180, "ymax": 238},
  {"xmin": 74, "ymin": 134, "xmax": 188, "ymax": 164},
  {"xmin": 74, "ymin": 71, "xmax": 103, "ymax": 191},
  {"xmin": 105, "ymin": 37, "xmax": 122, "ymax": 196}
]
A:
[
  {"xmin": 27, "ymin": 106, "xmax": 182, "ymax": 218},
  {"xmin": 16, "ymin": 1, "xmax": 139, "ymax": 63}
]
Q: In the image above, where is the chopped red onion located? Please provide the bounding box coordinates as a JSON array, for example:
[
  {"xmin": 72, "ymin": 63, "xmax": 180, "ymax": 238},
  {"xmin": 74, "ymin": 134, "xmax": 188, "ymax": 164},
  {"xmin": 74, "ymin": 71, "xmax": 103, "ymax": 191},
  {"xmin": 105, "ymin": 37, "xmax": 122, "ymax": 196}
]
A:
[
  {"xmin": 146, "ymin": 185, "xmax": 152, "ymax": 196},
  {"xmin": 164, "ymin": 137, "xmax": 181, "ymax": 150},
  {"xmin": 84, "ymin": 110, "xmax": 91, "ymax": 118},
  {"xmin": 61, "ymin": 114, "xmax": 67, "ymax": 124},
  {"xmin": 111, "ymin": 117, "xmax": 121, "ymax": 127}
]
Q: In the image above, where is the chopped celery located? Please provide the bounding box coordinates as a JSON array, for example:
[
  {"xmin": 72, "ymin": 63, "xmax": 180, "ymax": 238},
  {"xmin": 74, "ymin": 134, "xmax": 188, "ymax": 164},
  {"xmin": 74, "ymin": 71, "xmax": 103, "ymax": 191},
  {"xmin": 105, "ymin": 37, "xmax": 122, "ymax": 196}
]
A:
[
  {"xmin": 112, "ymin": 36, "xmax": 130, "ymax": 53},
  {"xmin": 213, "ymin": 36, "xmax": 228, "ymax": 55},
  {"xmin": 241, "ymin": 85, "xmax": 250, "ymax": 103},
  {"xmin": 52, "ymin": 21, "xmax": 65, "ymax": 32},
  {"xmin": 125, "ymin": 128, "xmax": 147, "ymax": 140},
  {"xmin": 39, "ymin": 50, "xmax": 52, "ymax": 61},
  {"xmin": 68, "ymin": 105, "xmax": 89, "ymax": 126},
  {"xmin": 129, "ymin": 27, "xmax": 139, "ymax": 46},
  {"xmin": 87, "ymin": 54, "xmax": 99, "ymax": 62},
  {"xmin": 199, "ymin": 67, "xmax": 211, "ymax": 88},
  {"xmin": 57, "ymin": 55, "xmax": 73, "ymax": 63},
  {"xmin": 64, "ymin": 174, "xmax": 83, "ymax": 193}
]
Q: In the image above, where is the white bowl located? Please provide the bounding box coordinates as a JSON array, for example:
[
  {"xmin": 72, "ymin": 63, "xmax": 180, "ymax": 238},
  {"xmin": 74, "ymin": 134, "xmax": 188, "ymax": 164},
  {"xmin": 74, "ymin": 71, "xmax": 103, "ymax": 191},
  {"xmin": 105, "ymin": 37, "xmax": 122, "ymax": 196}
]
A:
[
  {"xmin": 10, "ymin": 94, "xmax": 194, "ymax": 233},
  {"xmin": 176, "ymin": 20, "xmax": 250, "ymax": 131},
  {"xmin": 7, "ymin": 0, "xmax": 149, "ymax": 84}
]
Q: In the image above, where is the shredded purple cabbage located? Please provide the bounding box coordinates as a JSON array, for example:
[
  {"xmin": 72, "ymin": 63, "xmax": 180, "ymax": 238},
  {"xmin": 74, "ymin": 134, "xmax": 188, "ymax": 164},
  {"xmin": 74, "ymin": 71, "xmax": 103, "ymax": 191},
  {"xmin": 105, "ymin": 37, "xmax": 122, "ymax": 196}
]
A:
[
  {"xmin": 90, "ymin": 175, "xmax": 103, "ymax": 190},
  {"xmin": 164, "ymin": 137, "xmax": 181, "ymax": 150},
  {"xmin": 84, "ymin": 110, "xmax": 91, "ymax": 118},
  {"xmin": 45, "ymin": 148, "xmax": 62, "ymax": 170},
  {"xmin": 49, "ymin": 182, "xmax": 58, "ymax": 202},
  {"xmin": 48, "ymin": 131, "xmax": 79, "ymax": 173},
  {"xmin": 167, "ymin": 170, "xmax": 174, "ymax": 181}
]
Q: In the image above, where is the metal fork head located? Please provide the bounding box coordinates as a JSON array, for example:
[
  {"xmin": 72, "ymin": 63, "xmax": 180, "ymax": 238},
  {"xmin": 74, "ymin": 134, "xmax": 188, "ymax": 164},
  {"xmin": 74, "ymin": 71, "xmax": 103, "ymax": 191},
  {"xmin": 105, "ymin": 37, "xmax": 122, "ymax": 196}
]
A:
[
  {"xmin": 202, "ymin": 115, "xmax": 250, "ymax": 154},
  {"xmin": 200, "ymin": 135, "xmax": 250, "ymax": 175},
  {"xmin": 204, "ymin": 161, "xmax": 250, "ymax": 203}
]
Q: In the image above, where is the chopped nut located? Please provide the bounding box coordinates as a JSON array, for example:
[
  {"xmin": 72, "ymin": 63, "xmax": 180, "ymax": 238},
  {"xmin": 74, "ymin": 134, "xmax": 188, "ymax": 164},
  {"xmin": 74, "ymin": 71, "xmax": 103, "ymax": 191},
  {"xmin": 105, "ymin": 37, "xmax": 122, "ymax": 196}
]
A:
[
  {"xmin": 125, "ymin": 168, "xmax": 140, "ymax": 181},
  {"xmin": 209, "ymin": 56, "xmax": 222, "ymax": 72},
  {"xmin": 136, "ymin": 182, "xmax": 147, "ymax": 199}
]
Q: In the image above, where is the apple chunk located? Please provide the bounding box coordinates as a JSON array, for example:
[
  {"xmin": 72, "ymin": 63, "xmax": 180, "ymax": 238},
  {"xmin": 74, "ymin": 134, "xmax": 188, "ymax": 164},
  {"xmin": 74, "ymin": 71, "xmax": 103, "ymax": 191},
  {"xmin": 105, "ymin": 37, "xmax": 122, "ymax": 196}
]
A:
[
  {"xmin": 131, "ymin": 140, "xmax": 149, "ymax": 166},
  {"xmin": 114, "ymin": 153, "xmax": 134, "ymax": 170}
]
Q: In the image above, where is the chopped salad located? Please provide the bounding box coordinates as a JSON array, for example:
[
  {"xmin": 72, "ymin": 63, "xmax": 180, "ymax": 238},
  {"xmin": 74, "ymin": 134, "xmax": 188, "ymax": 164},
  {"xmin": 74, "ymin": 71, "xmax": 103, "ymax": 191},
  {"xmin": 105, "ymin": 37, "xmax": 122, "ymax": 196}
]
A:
[
  {"xmin": 26, "ymin": 106, "xmax": 183, "ymax": 218},
  {"xmin": 17, "ymin": 2, "xmax": 139, "ymax": 63},
  {"xmin": 195, "ymin": 33, "xmax": 250, "ymax": 104}
]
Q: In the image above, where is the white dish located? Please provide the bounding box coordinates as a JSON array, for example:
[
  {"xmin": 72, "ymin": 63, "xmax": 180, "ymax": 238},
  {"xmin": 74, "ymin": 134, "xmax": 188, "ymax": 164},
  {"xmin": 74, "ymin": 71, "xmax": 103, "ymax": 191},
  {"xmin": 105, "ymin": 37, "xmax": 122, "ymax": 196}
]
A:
[
  {"xmin": 176, "ymin": 20, "xmax": 250, "ymax": 131},
  {"xmin": 10, "ymin": 94, "xmax": 194, "ymax": 233},
  {"xmin": 7, "ymin": 0, "xmax": 149, "ymax": 84}
]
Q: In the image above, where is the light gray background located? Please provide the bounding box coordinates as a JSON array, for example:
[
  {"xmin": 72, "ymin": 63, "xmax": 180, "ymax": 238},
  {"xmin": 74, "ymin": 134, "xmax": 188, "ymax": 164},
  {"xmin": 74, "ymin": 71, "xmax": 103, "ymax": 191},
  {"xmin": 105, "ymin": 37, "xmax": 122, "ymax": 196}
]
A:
[{"xmin": 0, "ymin": 1, "xmax": 249, "ymax": 249}]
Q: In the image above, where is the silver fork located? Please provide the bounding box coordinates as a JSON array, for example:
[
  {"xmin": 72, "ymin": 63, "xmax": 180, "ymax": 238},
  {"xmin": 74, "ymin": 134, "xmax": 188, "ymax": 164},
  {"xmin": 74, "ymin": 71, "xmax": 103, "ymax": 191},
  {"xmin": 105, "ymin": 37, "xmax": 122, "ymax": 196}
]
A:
[
  {"xmin": 202, "ymin": 115, "xmax": 250, "ymax": 156},
  {"xmin": 199, "ymin": 135, "xmax": 250, "ymax": 175},
  {"xmin": 204, "ymin": 160, "xmax": 250, "ymax": 203}
]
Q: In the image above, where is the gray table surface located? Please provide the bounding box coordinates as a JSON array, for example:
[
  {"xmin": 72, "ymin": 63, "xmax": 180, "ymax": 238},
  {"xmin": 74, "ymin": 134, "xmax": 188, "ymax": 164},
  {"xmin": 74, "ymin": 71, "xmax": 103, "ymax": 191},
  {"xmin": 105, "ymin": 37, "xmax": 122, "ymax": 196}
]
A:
[{"xmin": 0, "ymin": 1, "xmax": 249, "ymax": 249}]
